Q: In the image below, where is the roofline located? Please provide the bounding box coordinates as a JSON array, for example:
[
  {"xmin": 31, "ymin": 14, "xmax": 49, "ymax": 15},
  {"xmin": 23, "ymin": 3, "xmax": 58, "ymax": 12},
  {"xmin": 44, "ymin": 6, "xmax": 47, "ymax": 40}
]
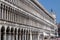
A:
[{"xmin": 31, "ymin": 0, "xmax": 54, "ymax": 19}]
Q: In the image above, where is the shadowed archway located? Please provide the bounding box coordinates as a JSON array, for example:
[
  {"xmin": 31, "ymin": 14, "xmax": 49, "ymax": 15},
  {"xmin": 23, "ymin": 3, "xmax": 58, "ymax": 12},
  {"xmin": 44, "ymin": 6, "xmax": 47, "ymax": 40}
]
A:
[
  {"xmin": 1, "ymin": 26, "xmax": 5, "ymax": 40},
  {"xmin": 11, "ymin": 27, "xmax": 14, "ymax": 40},
  {"xmin": 18, "ymin": 28, "xmax": 20, "ymax": 40},
  {"xmin": 6, "ymin": 26, "xmax": 10, "ymax": 40},
  {"xmin": 14, "ymin": 28, "xmax": 17, "ymax": 40}
]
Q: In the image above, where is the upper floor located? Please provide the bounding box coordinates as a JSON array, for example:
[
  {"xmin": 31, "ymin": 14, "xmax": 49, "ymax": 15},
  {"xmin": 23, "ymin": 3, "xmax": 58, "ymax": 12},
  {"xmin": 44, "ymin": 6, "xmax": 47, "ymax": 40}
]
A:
[
  {"xmin": 0, "ymin": 0, "xmax": 56, "ymax": 24},
  {"xmin": 0, "ymin": 0, "xmax": 57, "ymax": 30}
]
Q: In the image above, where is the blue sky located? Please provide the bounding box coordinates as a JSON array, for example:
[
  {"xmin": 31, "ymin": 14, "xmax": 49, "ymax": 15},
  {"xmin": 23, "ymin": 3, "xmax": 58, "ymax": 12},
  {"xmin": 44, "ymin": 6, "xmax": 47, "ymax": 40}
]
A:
[{"xmin": 38, "ymin": 0, "xmax": 60, "ymax": 23}]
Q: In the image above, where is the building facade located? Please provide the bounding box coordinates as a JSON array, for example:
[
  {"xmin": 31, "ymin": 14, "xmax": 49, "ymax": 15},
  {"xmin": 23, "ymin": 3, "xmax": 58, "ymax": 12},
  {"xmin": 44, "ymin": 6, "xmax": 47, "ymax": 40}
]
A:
[
  {"xmin": 57, "ymin": 23, "xmax": 60, "ymax": 37},
  {"xmin": 0, "ymin": 0, "xmax": 57, "ymax": 40}
]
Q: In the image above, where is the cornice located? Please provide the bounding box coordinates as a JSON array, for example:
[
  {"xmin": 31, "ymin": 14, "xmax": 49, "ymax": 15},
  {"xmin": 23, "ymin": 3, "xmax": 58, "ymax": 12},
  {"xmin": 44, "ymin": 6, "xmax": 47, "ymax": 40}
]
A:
[{"xmin": 31, "ymin": 0, "xmax": 55, "ymax": 19}]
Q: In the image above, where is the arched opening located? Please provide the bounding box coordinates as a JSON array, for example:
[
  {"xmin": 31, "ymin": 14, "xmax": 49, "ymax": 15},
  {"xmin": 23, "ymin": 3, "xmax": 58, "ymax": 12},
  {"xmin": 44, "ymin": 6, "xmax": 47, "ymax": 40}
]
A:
[
  {"xmin": 6, "ymin": 27, "xmax": 10, "ymax": 40},
  {"xmin": 28, "ymin": 30, "xmax": 30, "ymax": 40},
  {"xmin": 18, "ymin": 28, "xmax": 20, "ymax": 40},
  {"xmin": 1, "ymin": 26, "xmax": 5, "ymax": 40},
  {"xmin": 11, "ymin": 27, "xmax": 14, "ymax": 40},
  {"xmin": 6, "ymin": 27, "xmax": 10, "ymax": 34},
  {"xmin": 24, "ymin": 30, "xmax": 26, "ymax": 40},
  {"xmin": 21, "ymin": 29, "xmax": 23, "ymax": 40},
  {"xmin": 14, "ymin": 28, "xmax": 17, "ymax": 40},
  {"xmin": 11, "ymin": 27, "xmax": 14, "ymax": 35},
  {"xmin": 26, "ymin": 30, "xmax": 28, "ymax": 40}
]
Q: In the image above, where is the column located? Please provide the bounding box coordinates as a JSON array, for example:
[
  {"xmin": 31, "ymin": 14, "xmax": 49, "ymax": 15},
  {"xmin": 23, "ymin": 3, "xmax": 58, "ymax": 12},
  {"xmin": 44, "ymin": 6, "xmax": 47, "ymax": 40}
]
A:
[
  {"xmin": 0, "ymin": 27, "xmax": 1, "ymax": 40},
  {"xmin": 19, "ymin": 29, "xmax": 21, "ymax": 40},
  {"xmin": 4, "ymin": 30, "xmax": 6, "ymax": 40},
  {"xmin": 18, "ymin": 28, "xmax": 20, "ymax": 40},
  {"xmin": 11, "ymin": 32, "xmax": 14, "ymax": 40},
  {"xmin": 9, "ymin": 32, "xmax": 11, "ymax": 40},
  {"xmin": 30, "ymin": 30, "xmax": 32, "ymax": 40},
  {"xmin": 38, "ymin": 33, "xmax": 40, "ymax": 40}
]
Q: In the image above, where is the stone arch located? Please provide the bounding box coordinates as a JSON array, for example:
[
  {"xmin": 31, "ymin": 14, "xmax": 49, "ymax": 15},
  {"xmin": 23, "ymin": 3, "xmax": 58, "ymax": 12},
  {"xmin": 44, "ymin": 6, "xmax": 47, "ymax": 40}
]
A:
[
  {"xmin": 24, "ymin": 29, "xmax": 26, "ymax": 34},
  {"xmin": 11, "ymin": 27, "xmax": 14, "ymax": 35},
  {"xmin": 18, "ymin": 28, "xmax": 20, "ymax": 40},
  {"xmin": 6, "ymin": 26, "xmax": 10, "ymax": 34},
  {"xmin": 18, "ymin": 28, "xmax": 20, "ymax": 35},
  {"xmin": 14, "ymin": 28, "xmax": 17, "ymax": 40},
  {"xmin": 21, "ymin": 29, "xmax": 23, "ymax": 35},
  {"xmin": 1, "ymin": 26, "xmax": 5, "ymax": 33},
  {"xmin": 21, "ymin": 29, "xmax": 23, "ymax": 40},
  {"xmin": 15, "ymin": 28, "xmax": 17, "ymax": 35},
  {"xmin": 1, "ymin": 26, "xmax": 5, "ymax": 40},
  {"xmin": 26, "ymin": 30, "xmax": 29, "ymax": 40},
  {"xmin": 6, "ymin": 26, "xmax": 11, "ymax": 40},
  {"xmin": 11, "ymin": 27, "xmax": 14, "ymax": 40}
]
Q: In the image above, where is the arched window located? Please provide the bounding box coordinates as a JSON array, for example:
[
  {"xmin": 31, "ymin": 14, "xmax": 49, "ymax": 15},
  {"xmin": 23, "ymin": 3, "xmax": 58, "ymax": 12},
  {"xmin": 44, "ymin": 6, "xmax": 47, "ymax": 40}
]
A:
[
  {"xmin": 1, "ymin": 26, "xmax": 5, "ymax": 40},
  {"xmin": 6, "ymin": 27, "xmax": 10, "ymax": 40},
  {"xmin": 11, "ymin": 27, "xmax": 14, "ymax": 40}
]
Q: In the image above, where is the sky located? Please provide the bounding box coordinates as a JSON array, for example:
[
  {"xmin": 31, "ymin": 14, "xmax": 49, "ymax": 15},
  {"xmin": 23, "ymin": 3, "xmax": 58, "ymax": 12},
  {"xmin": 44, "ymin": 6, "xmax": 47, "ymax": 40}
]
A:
[{"xmin": 38, "ymin": 0, "xmax": 60, "ymax": 23}]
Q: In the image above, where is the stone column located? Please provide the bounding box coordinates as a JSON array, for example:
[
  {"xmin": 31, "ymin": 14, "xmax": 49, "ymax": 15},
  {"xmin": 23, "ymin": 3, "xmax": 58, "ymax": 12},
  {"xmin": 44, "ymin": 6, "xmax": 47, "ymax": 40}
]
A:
[
  {"xmin": 0, "ymin": 29, "xmax": 1, "ymax": 40},
  {"xmin": 43, "ymin": 34, "xmax": 44, "ymax": 40},
  {"xmin": 19, "ymin": 29, "xmax": 21, "ymax": 40},
  {"xmin": 48, "ymin": 34, "xmax": 51, "ymax": 40},
  {"xmin": 11, "ymin": 32, "xmax": 14, "ymax": 40},
  {"xmin": 4, "ymin": 30, "xmax": 6, "ymax": 40},
  {"xmin": 30, "ymin": 30, "xmax": 32, "ymax": 40},
  {"xmin": 38, "ymin": 33, "xmax": 40, "ymax": 40},
  {"xmin": 9, "ymin": 32, "xmax": 11, "ymax": 40}
]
